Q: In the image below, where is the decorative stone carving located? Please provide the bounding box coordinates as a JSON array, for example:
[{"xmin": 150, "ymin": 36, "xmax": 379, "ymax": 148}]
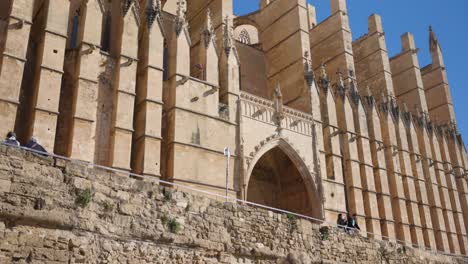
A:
[
  {"xmin": 174, "ymin": 0, "xmax": 187, "ymax": 36},
  {"xmin": 146, "ymin": 0, "xmax": 163, "ymax": 30},
  {"xmin": 273, "ymin": 84, "xmax": 285, "ymax": 132},
  {"xmin": 223, "ymin": 15, "xmax": 235, "ymax": 56},
  {"xmin": 318, "ymin": 64, "xmax": 330, "ymax": 94},
  {"xmin": 304, "ymin": 51, "xmax": 314, "ymax": 87},
  {"xmin": 202, "ymin": 9, "xmax": 215, "ymax": 48},
  {"xmin": 122, "ymin": 0, "xmax": 141, "ymax": 26},
  {"xmin": 334, "ymin": 71, "xmax": 346, "ymax": 98}
]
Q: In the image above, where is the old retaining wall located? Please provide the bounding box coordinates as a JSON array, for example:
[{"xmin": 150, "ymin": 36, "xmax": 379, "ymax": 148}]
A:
[{"xmin": 0, "ymin": 145, "xmax": 466, "ymax": 264}]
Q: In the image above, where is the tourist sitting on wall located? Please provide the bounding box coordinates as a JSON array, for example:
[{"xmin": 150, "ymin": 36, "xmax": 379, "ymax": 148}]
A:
[
  {"xmin": 24, "ymin": 137, "xmax": 48, "ymax": 156},
  {"xmin": 347, "ymin": 213, "xmax": 361, "ymax": 233},
  {"xmin": 337, "ymin": 213, "xmax": 347, "ymax": 230},
  {"xmin": 2, "ymin": 131, "xmax": 20, "ymax": 147}
]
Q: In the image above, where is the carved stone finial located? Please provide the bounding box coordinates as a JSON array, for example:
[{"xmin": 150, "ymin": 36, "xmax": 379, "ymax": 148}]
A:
[
  {"xmin": 122, "ymin": 0, "xmax": 133, "ymax": 16},
  {"xmin": 320, "ymin": 64, "xmax": 328, "ymax": 80},
  {"xmin": 337, "ymin": 70, "xmax": 345, "ymax": 89},
  {"xmin": 335, "ymin": 70, "xmax": 346, "ymax": 97},
  {"xmin": 403, "ymin": 103, "xmax": 409, "ymax": 113},
  {"xmin": 365, "ymin": 85, "xmax": 372, "ymax": 96},
  {"xmin": 273, "ymin": 83, "xmax": 285, "ymax": 129},
  {"xmin": 202, "ymin": 9, "xmax": 215, "ymax": 48},
  {"xmin": 304, "ymin": 51, "xmax": 314, "ymax": 86},
  {"xmin": 363, "ymin": 86, "xmax": 374, "ymax": 107},
  {"xmin": 318, "ymin": 64, "xmax": 330, "ymax": 91},
  {"xmin": 174, "ymin": 0, "xmax": 187, "ymax": 36},
  {"xmin": 388, "ymin": 92, "xmax": 397, "ymax": 108},
  {"xmin": 380, "ymin": 92, "xmax": 387, "ymax": 105},
  {"xmin": 223, "ymin": 15, "xmax": 235, "ymax": 56},
  {"xmin": 348, "ymin": 69, "xmax": 357, "ymax": 93},
  {"xmin": 146, "ymin": 0, "xmax": 162, "ymax": 29},
  {"xmin": 121, "ymin": 0, "xmax": 140, "ymax": 25},
  {"xmin": 429, "ymin": 25, "xmax": 439, "ymax": 53}
]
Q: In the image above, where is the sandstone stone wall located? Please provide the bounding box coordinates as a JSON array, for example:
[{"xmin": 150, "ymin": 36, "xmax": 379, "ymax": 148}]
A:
[{"xmin": 0, "ymin": 145, "xmax": 466, "ymax": 264}]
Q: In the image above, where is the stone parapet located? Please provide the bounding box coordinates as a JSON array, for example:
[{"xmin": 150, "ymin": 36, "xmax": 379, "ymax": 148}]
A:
[{"xmin": 0, "ymin": 145, "xmax": 466, "ymax": 263}]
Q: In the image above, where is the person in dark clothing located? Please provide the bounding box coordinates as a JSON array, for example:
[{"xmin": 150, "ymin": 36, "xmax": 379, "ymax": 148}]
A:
[
  {"xmin": 24, "ymin": 137, "xmax": 48, "ymax": 156},
  {"xmin": 337, "ymin": 213, "xmax": 347, "ymax": 229},
  {"xmin": 347, "ymin": 213, "xmax": 361, "ymax": 233},
  {"xmin": 2, "ymin": 131, "xmax": 20, "ymax": 147}
]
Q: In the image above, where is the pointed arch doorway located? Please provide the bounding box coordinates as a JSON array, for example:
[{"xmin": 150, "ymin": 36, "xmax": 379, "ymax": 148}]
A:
[{"xmin": 246, "ymin": 139, "xmax": 324, "ymax": 220}]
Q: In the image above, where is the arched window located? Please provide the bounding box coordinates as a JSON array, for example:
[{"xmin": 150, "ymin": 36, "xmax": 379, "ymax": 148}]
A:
[{"xmin": 239, "ymin": 29, "xmax": 251, "ymax": 44}]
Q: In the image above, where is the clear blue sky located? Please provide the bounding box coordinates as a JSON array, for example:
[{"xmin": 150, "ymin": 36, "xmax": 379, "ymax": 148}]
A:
[{"xmin": 234, "ymin": 0, "xmax": 468, "ymax": 141}]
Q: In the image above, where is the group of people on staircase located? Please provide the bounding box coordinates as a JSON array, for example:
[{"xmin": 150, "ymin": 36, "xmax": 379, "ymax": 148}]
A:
[{"xmin": 1, "ymin": 131, "xmax": 48, "ymax": 156}]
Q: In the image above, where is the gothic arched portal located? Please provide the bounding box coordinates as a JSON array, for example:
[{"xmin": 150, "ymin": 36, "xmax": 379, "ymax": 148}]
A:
[{"xmin": 246, "ymin": 141, "xmax": 323, "ymax": 221}]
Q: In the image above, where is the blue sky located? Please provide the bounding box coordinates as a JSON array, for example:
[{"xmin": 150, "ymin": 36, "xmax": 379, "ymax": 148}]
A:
[{"xmin": 234, "ymin": 1, "xmax": 468, "ymax": 140}]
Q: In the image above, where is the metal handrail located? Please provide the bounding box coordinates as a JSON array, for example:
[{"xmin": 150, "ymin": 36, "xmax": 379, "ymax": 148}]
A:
[{"xmin": 0, "ymin": 142, "xmax": 466, "ymax": 258}]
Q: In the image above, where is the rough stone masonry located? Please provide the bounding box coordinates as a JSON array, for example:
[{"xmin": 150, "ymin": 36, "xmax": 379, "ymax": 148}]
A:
[
  {"xmin": 0, "ymin": 145, "xmax": 466, "ymax": 263},
  {"xmin": 1, "ymin": 0, "xmax": 468, "ymax": 255}
]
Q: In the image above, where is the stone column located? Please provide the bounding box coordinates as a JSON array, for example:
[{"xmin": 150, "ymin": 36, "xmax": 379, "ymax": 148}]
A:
[
  {"xmin": 399, "ymin": 117, "xmax": 425, "ymax": 248},
  {"xmin": 334, "ymin": 84, "xmax": 366, "ymax": 235},
  {"xmin": 219, "ymin": 16, "xmax": 239, "ymax": 123},
  {"xmin": 395, "ymin": 114, "xmax": 426, "ymax": 248},
  {"xmin": 438, "ymin": 133, "xmax": 464, "ymax": 254},
  {"xmin": 363, "ymin": 97, "xmax": 396, "ymax": 241},
  {"xmin": 132, "ymin": 0, "xmax": 164, "ymax": 178},
  {"xmin": 0, "ymin": 0, "xmax": 33, "ymax": 139},
  {"xmin": 162, "ymin": 0, "xmax": 192, "ymax": 179},
  {"xmin": 447, "ymin": 133, "xmax": 468, "ymax": 234},
  {"xmin": 55, "ymin": 0, "xmax": 104, "ymax": 162},
  {"xmin": 379, "ymin": 100, "xmax": 412, "ymax": 245},
  {"xmin": 108, "ymin": 1, "xmax": 139, "ymax": 170},
  {"xmin": 416, "ymin": 124, "xmax": 450, "ymax": 253},
  {"xmin": 15, "ymin": 0, "xmax": 69, "ymax": 150},
  {"xmin": 405, "ymin": 117, "xmax": 437, "ymax": 250},
  {"xmin": 317, "ymin": 72, "xmax": 347, "ymax": 222},
  {"xmin": 351, "ymin": 94, "xmax": 381, "ymax": 237},
  {"xmin": 430, "ymin": 129, "xmax": 460, "ymax": 253}
]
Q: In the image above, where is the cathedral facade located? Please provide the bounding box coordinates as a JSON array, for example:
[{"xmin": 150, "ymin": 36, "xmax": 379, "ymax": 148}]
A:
[{"xmin": 0, "ymin": 0, "xmax": 467, "ymax": 255}]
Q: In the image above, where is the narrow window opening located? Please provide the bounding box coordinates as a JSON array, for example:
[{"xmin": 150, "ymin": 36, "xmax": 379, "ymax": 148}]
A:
[
  {"xmin": 163, "ymin": 41, "xmax": 169, "ymax": 80},
  {"xmin": 100, "ymin": 11, "xmax": 111, "ymax": 53},
  {"xmin": 70, "ymin": 8, "xmax": 80, "ymax": 49}
]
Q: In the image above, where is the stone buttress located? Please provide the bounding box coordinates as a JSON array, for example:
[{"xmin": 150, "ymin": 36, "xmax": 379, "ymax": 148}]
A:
[
  {"xmin": 131, "ymin": 0, "xmax": 165, "ymax": 178},
  {"xmin": 0, "ymin": 0, "xmax": 33, "ymax": 139}
]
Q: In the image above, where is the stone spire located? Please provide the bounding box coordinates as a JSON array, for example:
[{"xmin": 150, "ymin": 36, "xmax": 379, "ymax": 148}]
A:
[
  {"xmin": 223, "ymin": 15, "xmax": 234, "ymax": 56},
  {"xmin": 202, "ymin": 9, "xmax": 215, "ymax": 48},
  {"xmin": 429, "ymin": 26, "xmax": 445, "ymax": 67}
]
